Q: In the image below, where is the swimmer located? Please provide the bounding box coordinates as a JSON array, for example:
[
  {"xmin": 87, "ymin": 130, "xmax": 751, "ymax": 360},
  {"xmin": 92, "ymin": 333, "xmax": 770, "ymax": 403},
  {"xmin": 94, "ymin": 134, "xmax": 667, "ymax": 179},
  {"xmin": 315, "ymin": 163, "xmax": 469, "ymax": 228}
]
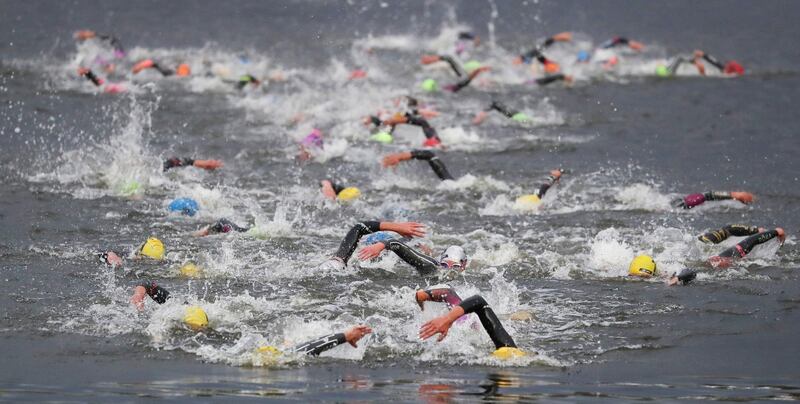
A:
[
  {"xmin": 298, "ymin": 128, "xmax": 324, "ymax": 161},
  {"xmin": 599, "ymin": 36, "xmax": 645, "ymax": 51},
  {"xmin": 529, "ymin": 73, "xmax": 573, "ymax": 86},
  {"xmin": 380, "ymin": 114, "xmax": 442, "ymax": 147},
  {"xmin": 667, "ymin": 50, "xmax": 744, "ymax": 76},
  {"xmin": 628, "ymin": 255, "xmax": 698, "ymax": 287},
  {"xmin": 74, "ymin": 30, "xmax": 126, "ymax": 58},
  {"xmin": 320, "ymin": 179, "xmax": 361, "ymax": 201},
  {"xmin": 132, "ymin": 59, "xmax": 175, "ymax": 77},
  {"xmin": 708, "ymin": 227, "xmax": 785, "ymax": 269},
  {"xmin": 454, "ymin": 31, "xmax": 481, "ymax": 56},
  {"xmin": 672, "ymin": 191, "xmax": 754, "ymax": 209},
  {"xmin": 444, "ymin": 66, "xmax": 491, "ymax": 93},
  {"xmin": 513, "ymin": 31, "xmax": 572, "ymax": 72},
  {"xmin": 163, "ymin": 156, "xmax": 224, "ymax": 171},
  {"xmin": 420, "ymin": 294, "xmax": 523, "ymax": 356},
  {"xmin": 130, "ymin": 280, "xmax": 171, "ymax": 310},
  {"xmin": 421, "ymin": 54, "xmax": 466, "ymax": 77},
  {"xmin": 698, "ymin": 224, "xmax": 763, "ymax": 244},
  {"xmin": 236, "ymin": 74, "xmax": 261, "ymax": 89},
  {"xmin": 77, "ymin": 68, "xmax": 126, "ymax": 94},
  {"xmin": 472, "ymin": 100, "xmax": 531, "ymax": 125},
  {"xmin": 98, "ymin": 237, "xmax": 166, "ymax": 268},
  {"xmin": 194, "ymin": 218, "xmax": 249, "ymax": 237}
]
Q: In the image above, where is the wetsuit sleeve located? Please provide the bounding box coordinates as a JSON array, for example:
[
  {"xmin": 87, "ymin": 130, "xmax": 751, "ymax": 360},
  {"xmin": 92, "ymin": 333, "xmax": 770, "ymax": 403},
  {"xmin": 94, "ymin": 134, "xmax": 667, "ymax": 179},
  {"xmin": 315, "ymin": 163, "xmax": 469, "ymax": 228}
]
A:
[
  {"xmin": 520, "ymin": 48, "xmax": 544, "ymax": 64},
  {"xmin": 458, "ymin": 295, "xmax": 517, "ymax": 349},
  {"xmin": 699, "ymin": 224, "xmax": 760, "ymax": 244},
  {"xmin": 674, "ymin": 268, "xmax": 697, "ymax": 285},
  {"xmin": 381, "ymin": 239, "xmax": 439, "ymax": 276},
  {"xmin": 139, "ymin": 281, "xmax": 170, "ymax": 304},
  {"xmin": 438, "ymin": 55, "xmax": 464, "ymax": 77},
  {"xmin": 409, "ymin": 150, "xmax": 455, "ymax": 181},
  {"xmin": 81, "ymin": 70, "xmax": 103, "ymax": 86},
  {"xmin": 333, "ymin": 221, "xmax": 382, "ymax": 262},
  {"xmin": 540, "ymin": 37, "xmax": 556, "ymax": 49},
  {"xmin": 292, "ymin": 333, "xmax": 347, "ymax": 356},
  {"xmin": 717, "ymin": 230, "xmax": 779, "ymax": 258},
  {"xmin": 163, "ymin": 157, "xmax": 195, "ymax": 171},
  {"xmin": 152, "ymin": 63, "xmax": 174, "ymax": 77},
  {"xmin": 489, "ymin": 101, "xmax": 516, "ymax": 118},
  {"xmin": 601, "ymin": 37, "xmax": 628, "ymax": 49},
  {"xmin": 405, "ymin": 115, "xmax": 439, "ymax": 140},
  {"xmin": 702, "ymin": 54, "xmax": 725, "ymax": 71},
  {"xmin": 534, "ymin": 74, "xmax": 567, "ymax": 86},
  {"xmin": 419, "ymin": 285, "xmax": 462, "ymax": 306},
  {"xmin": 208, "ymin": 218, "xmax": 249, "ymax": 234},
  {"xmin": 368, "ymin": 115, "xmax": 382, "ymax": 127},
  {"xmin": 703, "ymin": 191, "xmax": 732, "ymax": 201},
  {"xmin": 667, "ymin": 56, "xmax": 690, "ymax": 74},
  {"xmin": 534, "ymin": 172, "xmax": 559, "ymax": 198}
]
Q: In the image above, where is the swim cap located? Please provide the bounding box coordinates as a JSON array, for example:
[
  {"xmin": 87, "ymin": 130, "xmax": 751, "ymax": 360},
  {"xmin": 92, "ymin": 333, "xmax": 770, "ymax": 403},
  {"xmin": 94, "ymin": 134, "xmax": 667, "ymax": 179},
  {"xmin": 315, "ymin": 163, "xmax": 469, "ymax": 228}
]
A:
[
  {"xmin": 511, "ymin": 112, "xmax": 530, "ymax": 123},
  {"xmin": 168, "ymin": 197, "xmax": 199, "ymax": 217},
  {"xmin": 183, "ymin": 306, "xmax": 208, "ymax": 330},
  {"xmin": 514, "ymin": 194, "xmax": 542, "ymax": 211},
  {"xmin": 180, "ymin": 262, "xmax": 201, "ymax": 277},
  {"xmin": 255, "ymin": 345, "xmax": 283, "ymax": 366},
  {"xmin": 629, "ymin": 255, "xmax": 656, "ymax": 278},
  {"xmin": 544, "ymin": 61, "xmax": 560, "ymax": 74},
  {"xmin": 655, "ymin": 66, "xmax": 670, "ymax": 77},
  {"xmin": 576, "ymin": 50, "xmax": 591, "ymax": 63},
  {"xmin": 421, "ymin": 78, "xmax": 439, "ymax": 92},
  {"xmin": 176, "ymin": 63, "xmax": 191, "ymax": 77},
  {"xmin": 492, "ymin": 347, "xmax": 527, "ymax": 360},
  {"xmin": 119, "ymin": 180, "xmax": 140, "ymax": 196},
  {"xmin": 363, "ymin": 231, "xmax": 394, "ymax": 245},
  {"xmin": 370, "ymin": 131, "xmax": 393, "ymax": 144},
  {"xmin": 337, "ymin": 187, "xmax": 361, "ymax": 201},
  {"xmin": 439, "ymin": 246, "xmax": 468, "ymax": 271},
  {"xmin": 139, "ymin": 237, "xmax": 165, "ymax": 260},
  {"xmin": 463, "ymin": 60, "xmax": 482, "ymax": 73},
  {"xmin": 723, "ymin": 61, "xmax": 744, "ymax": 76}
]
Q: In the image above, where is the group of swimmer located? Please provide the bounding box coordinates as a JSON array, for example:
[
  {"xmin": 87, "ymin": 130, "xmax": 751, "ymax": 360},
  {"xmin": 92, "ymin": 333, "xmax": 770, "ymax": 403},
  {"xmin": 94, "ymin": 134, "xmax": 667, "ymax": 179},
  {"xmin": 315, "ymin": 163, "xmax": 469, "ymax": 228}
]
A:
[{"xmin": 82, "ymin": 27, "xmax": 780, "ymax": 363}]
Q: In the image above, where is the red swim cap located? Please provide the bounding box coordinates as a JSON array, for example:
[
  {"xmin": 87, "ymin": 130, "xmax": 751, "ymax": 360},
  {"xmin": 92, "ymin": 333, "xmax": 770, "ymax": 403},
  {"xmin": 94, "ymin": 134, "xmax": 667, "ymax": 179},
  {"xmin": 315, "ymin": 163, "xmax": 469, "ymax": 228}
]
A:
[{"xmin": 723, "ymin": 61, "xmax": 745, "ymax": 76}]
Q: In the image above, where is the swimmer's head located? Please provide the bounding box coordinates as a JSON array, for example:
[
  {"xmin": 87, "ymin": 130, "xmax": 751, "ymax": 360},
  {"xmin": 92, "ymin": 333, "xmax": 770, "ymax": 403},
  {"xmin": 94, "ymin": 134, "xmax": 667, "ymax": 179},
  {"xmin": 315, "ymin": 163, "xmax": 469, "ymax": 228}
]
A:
[
  {"xmin": 337, "ymin": 187, "xmax": 361, "ymax": 202},
  {"xmin": 723, "ymin": 61, "xmax": 745, "ymax": 76},
  {"xmin": 421, "ymin": 78, "xmax": 439, "ymax": 92},
  {"xmin": 439, "ymin": 245, "xmax": 468, "ymax": 272},
  {"xmin": 168, "ymin": 197, "xmax": 199, "ymax": 217},
  {"xmin": 370, "ymin": 131, "xmax": 393, "ymax": 144},
  {"xmin": 463, "ymin": 60, "xmax": 482, "ymax": 73},
  {"xmin": 629, "ymin": 255, "xmax": 656, "ymax": 278},
  {"xmin": 176, "ymin": 63, "xmax": 191, "ymax": 77},
  {"xmin": 183, "ymin": 306, "xmax": 208, "ymax": 330},
  {"xmin": 576, "ymin": 50, "xmax": 591, "ymax": 63},
  {"xmin": 544, "ymin": 61, "xmax": 560, "ymax": 74},
  {"xmin": 655, "ymin": 65, "xmax": 670, "ymax": 77},
  {"xmin": 180, "ymin": 262, "xmax": 201, "ymax": 277},
  {"xmin": 138, "ymin": 237, "xmax": 165, "ymax": 260},
  {"xmin": 492, "ymin": 347, "xmax": 527, "ymax": 360}
]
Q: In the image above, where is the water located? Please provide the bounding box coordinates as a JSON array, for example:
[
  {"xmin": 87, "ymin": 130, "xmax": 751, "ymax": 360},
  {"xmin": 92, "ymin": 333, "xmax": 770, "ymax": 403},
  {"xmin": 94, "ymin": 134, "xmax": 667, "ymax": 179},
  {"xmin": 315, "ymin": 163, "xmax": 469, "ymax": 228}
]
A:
[{"xmin": 2, "ymin": 0, "xmax": 800, "ymax": 401}]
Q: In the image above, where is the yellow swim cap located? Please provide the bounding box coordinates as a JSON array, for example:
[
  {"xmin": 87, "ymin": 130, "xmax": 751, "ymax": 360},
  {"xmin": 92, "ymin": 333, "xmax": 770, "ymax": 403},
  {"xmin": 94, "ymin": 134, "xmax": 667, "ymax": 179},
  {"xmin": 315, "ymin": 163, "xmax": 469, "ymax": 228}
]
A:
[
  {"xmin": 139, "ymin": 237, "xmax": 165, "ymax": 260},
  {"xmin": 514, "ymin": 194, "xmax": 541, "ymax": 211},
  {"xmin": 337, "ymin": 187, "xmax": 361, "ymax": 201},
  {"xmin": 629, "ymin": 255, "xmax": 657, "ymax": 278},
  {"xmin": 184, "ymin": 306, "xmax": 208, "ymax": 330},
  {"xmin": 254, "ymin": 345, "xmax": 283, "ymax": 366},
  {"xmin": 492, "ymin": 347, "xmax": 527, "ymax": 360},
  {"xmin": 180, "ymin": 262, "xmax": 201, "ymax": 277}
]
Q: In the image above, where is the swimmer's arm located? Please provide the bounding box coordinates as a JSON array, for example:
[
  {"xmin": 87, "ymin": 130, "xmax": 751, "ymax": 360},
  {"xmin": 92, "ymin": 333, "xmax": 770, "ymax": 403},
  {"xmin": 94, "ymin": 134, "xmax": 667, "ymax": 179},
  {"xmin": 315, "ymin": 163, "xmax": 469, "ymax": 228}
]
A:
[
  {"xmin": 534, "ymin": 169, "xmax": 563, "ymax": 198},
  {"xmin": 339, "ymin": 221, "xmax": 423, "ymax": 262},
  {"xmin": 380, "ymin": 239, "xmax": 439, "ymax": 275},
  {"xmin": 320, "ymin": 180, "xmax": 340, "ymax": 200},
  {"xmin": 131, "ymin": 281, "xmax": 170, "ymax": 310},
  {"xmin": 438, "ymin": 55, "xmax": 465, "ymax": 77},
  {"xmin": 381, "ymin": 115, "xmax": 409, "ymax": 126},
  {"xmin": 667, "ymin": 268, "xmax": 698, "ymax": 286},
  {"xmin": 705, "ymin": 191, "xmax": 754, "ymax": 204},
  {"xmin": 420, "ymin": 305, "xmax": 465, "ymax": 342},
  {"xmin": 702, "ymin": 54, "xmax": 725, "ymax": 71},
  {"xmin": 294, "ymin": 325, "xmax": 372, "ymax": 355},
  {"xmin": 415, "ymin": 286, "xmax": 462, "ymax": 310},
  {"xmin": 535, "ymin": 74, "xmax": 571, "ymax": 86},
  {"xmin": 131, "ymin": 286, "xmax": 147, "ymax": 310},
  {"xmin": 192, "ymin": 159, "xmax": 223, "ymax": 170}
]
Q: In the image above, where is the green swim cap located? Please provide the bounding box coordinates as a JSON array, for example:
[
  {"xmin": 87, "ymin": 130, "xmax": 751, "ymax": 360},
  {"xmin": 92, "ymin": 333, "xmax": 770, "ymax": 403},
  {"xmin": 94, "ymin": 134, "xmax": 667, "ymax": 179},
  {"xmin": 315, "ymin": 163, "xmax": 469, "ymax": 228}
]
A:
[
  {"xmin": 655, "ymin": 66, "xmax": 669, "ymax": 77},
  {"xmin": 119, "ymin": 180, "xmax": 140, "ymax": 196},
  {"xmin": 421, "ymin": 78, "xmax": 438, "ymax": 92},
  {"xmin": 511, "ymin": 112, "xmax": 530, "ymax": 123},
  {"xmin": 463, "ymin": 60, "xmax": 482, "ymax": 73},
  {"xmin": 370, "ymin": 131, "xmax": 393, "ymax": 144}
]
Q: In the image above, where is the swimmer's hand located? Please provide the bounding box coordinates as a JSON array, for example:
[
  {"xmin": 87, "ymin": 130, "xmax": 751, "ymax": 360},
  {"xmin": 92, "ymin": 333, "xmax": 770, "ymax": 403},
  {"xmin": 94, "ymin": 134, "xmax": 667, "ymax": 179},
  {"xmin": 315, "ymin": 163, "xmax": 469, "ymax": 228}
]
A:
[
  {"xmin": 74, "ymin": 30, "xmax": 96, "ymax": 40},
  {"xmin": 344, "ymin": 325, "xmax": 372, "ymax": 348},
  {"xmin": 358, "ymin": 243, "xmax": 385, "ymax": 261},
  {"xmin": 415, "ymin": 289, "xmax": 429, "ymax": 311},
  {"xmin": 105, "ymin": 251, "xmax": 124, "ymax": 267},
  {"xmin": 382, "ymin": 152, "xmax": 412, "ymax": 168},
  {"xmin": 320, "ymin": 180, "xmax": 338, "ymax": 200},
  {"xmin": 730, "ymin": 191, "xmax": 754, "ymax": 204},
  {"xmin": 776, "ymin": 228, "xmax": 786, "ymax": 245},
  {"xmin": 553, "ymin": 31, "xmax": 572, "ymax": 42},
  {"xmin": 629, "ymin": 40, "xmax": 645, "ymax": 51},
  {"xmin": 193, "ymin": 159, "xmax": 223, "ymax": 170},
  {"xmin": 380, "ymin": 221, "xmax": 426, "ymax": 238},
  {"xmin": 420, "ymin": 306, "xmax": 464, "ymax": 342},
  {"xmin": 472, "ymin": 111, "xmax": 489, "ymax": 125},
  {"xmin": 131, "ymin": 286, "xmax": 147, "ymax": 311}
]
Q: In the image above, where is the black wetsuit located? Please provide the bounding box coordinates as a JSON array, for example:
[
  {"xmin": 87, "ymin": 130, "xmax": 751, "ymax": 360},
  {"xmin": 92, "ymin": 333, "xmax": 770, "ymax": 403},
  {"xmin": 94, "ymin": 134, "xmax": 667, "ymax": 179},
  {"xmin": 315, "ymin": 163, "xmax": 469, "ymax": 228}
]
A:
[
  {"xmin": 207, "ymin": 218, "xmax": 249, "ymax": 235},
  {"xmin": 80, "ymin": 69, "xmax": 103, "ymax": 87},
  {"xmin": 446, "ymin": 69, "xmax": 484, "ymax": 93},
  {"xmin": 436, "ymin": 55, "xmax": 465, "ymax": 77},
  {"xmin": 401, "ymin": 113, "xmax": 440, "ymax": 141},
  {"xmin": 236, "ymin": 74, "xmax": 259, "ymax": 90},
  {"xmin": 408, "ymin": 150, "xmax": 455, "ymax": 181},
  {"xmin": 519, "ymin": 35, "xmax": 560, "ymax": 66},
  {"xmin": 667, "ymin": 54, "xmax": 724, "ymax": 75},
  {"xmin": 163, "ymin": 157, "xmax": 195, "ymax": 171},
  {"xmin": 600, "ymin": 37, "xmax": 631, "ymax": 49},
  {"xmin": 139, "ymin": 280, "xmax": 170, "ymax": 304},
  {"xmin": 486, "ymin": 101, "xmax": 518, "ymax": 119},
  {"xmin": 699, "ymin": 224, "xmax": 760, "ymax": 244},
  {"xmin": 534, "ymin": 74, "xmax": 569, "ymax": 86},
  {"xmin": 673, "ymin": 191, "xmax": 734, "ymax": 209},
  {"xmin": 292, "ymin": 333, "xmax": 350, "ymax": 356},
  {"xmin": 716, "ymin": 230, "xmax": 781, "ymax": 259},
  {"xmin": 332, "ymin": 221, "xmax": 440, "ymax": 276},
  {"xmin": 533, "ymin": 171, "xmax": 561, "ymax": 198},
  {"xmin": 459, "ymin": 295, "xmax": 517, "ymax": 349},
  {"xmin": 149, "ymin": 62, "xmax": 174, "ymax": 77}
]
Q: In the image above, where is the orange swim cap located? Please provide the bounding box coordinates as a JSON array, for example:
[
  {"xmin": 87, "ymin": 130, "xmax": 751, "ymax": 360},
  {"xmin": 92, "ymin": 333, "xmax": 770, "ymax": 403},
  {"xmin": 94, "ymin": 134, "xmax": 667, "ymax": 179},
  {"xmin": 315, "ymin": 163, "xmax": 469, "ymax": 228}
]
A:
[
  {"xmin": 544, "ymin": 61, "xmax": 560, "ymax": 74},
  {"xmin": 176, "ymin": 63, "xmax": 191, "ymax": 77}
]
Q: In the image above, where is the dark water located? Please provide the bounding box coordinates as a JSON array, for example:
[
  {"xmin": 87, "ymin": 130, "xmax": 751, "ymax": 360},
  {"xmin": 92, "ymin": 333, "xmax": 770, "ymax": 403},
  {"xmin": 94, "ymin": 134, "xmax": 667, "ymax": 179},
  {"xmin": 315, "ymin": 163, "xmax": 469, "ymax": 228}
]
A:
[{"xmin": 2, "ymin": 0, "xmax": 799, "ymax": 401}]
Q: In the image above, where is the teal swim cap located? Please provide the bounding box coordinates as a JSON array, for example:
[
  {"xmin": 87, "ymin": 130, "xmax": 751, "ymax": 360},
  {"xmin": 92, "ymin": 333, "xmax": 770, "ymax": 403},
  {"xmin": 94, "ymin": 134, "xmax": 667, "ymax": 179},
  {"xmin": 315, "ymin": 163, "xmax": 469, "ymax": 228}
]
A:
[
  {"xmin": 370, "ymin": 132, "xmax": 393, "ymax": 144},
  {"xmin": 511, "ymin": 112, "xmax": 530, "ymax": 123},
  {"xmin": 463, "ymin": 60, "xmax": 482, "ymax": 73},
  {"xmin": 655, "ymin": 66, "xmax": 669, "ymax": 77},
  {"xmin": 421, "ymin": 79, "xmax": 438, "ymax": 92}
]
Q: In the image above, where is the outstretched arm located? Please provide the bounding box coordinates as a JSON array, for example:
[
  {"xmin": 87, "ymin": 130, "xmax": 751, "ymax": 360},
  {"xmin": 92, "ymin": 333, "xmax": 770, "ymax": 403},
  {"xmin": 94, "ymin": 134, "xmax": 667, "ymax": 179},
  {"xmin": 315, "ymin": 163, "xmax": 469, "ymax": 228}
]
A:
[
  {"xmin": 164, "ymin": 157, "xmax": 223, "ymax": 171},
  {"xmin": 415, "ymin": 285, "xmax": 462, "ymax": 310},
  {"xmin": 293, "ymin": 325, "xmax": 372, "ymax": 356},
  {"xmin": 131, "ymin": 281, "xmax": 170, "ymax": 310},
  {"xmin": 382, "ymin": 150, "xmax": 455, "ymax": 181},
  {"xmin": 698, "ymin": 224, "xmax": 761, "ymax": 244},
  {"xmin": 335, "ymin": 221, "xmax": 425, "ymax": 264},
  {"xmin": 419, "ymin": 295, "xmax": 517, "ymax": 349},
  {"xmin": 533, "ymin": 169, "xmax": 563, "ymax": 198}
]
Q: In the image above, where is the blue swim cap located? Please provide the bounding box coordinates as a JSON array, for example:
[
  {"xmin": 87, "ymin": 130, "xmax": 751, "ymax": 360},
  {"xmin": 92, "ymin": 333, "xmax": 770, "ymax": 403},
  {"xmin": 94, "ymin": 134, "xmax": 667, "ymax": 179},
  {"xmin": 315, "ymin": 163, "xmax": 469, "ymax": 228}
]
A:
[
  {"xmin": 576, "ymin": 50, "xmax": 591, "ymax": 63},
  {"xmin": 363, "ymin": 231, "xmax": 395, "ymax": 245},
  {"xmin": 169, "ymin": 197, "xmax": 199, "ymax": 217}
]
